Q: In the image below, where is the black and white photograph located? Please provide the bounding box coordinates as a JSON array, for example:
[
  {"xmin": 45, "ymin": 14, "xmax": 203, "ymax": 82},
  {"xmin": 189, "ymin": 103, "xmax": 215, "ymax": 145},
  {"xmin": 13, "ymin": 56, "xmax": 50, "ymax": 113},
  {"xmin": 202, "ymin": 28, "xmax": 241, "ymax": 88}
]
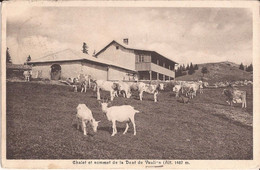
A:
[{"xmin": 1, "ymin": 1, "xmax": 260, "ymax": 169}]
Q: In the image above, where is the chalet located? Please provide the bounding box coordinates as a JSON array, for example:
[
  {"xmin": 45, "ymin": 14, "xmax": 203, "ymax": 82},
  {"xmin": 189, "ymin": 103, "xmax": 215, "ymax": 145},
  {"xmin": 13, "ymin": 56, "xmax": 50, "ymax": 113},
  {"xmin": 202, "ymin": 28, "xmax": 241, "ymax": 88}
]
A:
[
  {"xmin": 27, "ymin": 49, "xmax": 136, "ymax": 81},
  {"xmin": 95, "ymin": 39, "xmax": 178, "ymax": 81}
]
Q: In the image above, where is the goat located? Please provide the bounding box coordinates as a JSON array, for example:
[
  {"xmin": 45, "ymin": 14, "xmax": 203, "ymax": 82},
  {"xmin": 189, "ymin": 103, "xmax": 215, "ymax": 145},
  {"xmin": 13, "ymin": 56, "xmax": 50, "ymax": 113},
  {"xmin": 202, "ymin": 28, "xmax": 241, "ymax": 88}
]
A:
[
  {"xmin": 223, "ymin": 88, "xmax": 247, "ymax": 108},
  {"xmin": 100, "ymin": 101, "xmax": 139, "ymax": 136},
  {"xmin": 75, "ymin": 104, "xmax": 100, "ymax": 135},
  {"xmin": 80, "ymin": 80, "xmax": 88, "ymax": 93},
  {"xmin": 172, "ymin": 85, "xmax": 182, "ymax": 97},
  {"xmin": 23, "ymin": 70, "xmax": 32, "ymax": 81},
  {"xmin": 117, "ymin": 81, "xmax": 132, "ymax": 98},
  {"xmin": 138, "ymin": 82, "xmax": 163, "ymax": 102},
  {"xmin": 177, "ymin": 94, "xmax": 190, "ymax": 104},
  {"xmin": 95, "ymin": 80, "xmax": 119, "ymax": 101}
]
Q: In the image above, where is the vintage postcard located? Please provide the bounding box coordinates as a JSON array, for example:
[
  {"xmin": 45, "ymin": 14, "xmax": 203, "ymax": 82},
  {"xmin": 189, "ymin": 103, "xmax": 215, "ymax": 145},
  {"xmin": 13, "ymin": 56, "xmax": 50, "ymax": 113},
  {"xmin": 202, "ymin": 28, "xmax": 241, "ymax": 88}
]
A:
[{"xmin": 1, "ymin": 1, "xmax": 260, "ymax": 169}]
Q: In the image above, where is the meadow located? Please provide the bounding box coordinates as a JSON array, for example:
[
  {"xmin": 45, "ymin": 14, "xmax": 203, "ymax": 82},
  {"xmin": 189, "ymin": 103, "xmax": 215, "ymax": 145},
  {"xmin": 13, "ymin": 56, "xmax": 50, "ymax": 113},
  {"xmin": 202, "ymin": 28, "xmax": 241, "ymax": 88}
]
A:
[{"xmin": 6, "ymin": 82, "xmax": 253, "ymax": 159}]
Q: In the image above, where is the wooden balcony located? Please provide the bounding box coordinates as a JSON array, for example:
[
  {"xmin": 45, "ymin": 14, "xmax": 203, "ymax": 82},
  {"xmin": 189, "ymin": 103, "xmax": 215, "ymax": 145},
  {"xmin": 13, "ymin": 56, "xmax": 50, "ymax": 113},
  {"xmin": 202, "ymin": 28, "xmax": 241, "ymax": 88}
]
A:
[{"xmin": 136, "ymin": 62, "xmax": 175, "ymax": 77}]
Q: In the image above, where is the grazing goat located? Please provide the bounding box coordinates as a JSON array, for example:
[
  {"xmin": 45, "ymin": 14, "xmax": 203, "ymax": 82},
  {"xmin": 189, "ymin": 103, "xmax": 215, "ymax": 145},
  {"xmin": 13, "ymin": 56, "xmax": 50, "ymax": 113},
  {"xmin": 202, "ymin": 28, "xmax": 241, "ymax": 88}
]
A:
[
  {"xmin": 71, "ymin": 78, "xmax": 80, "ymax": 92},
  {"xmin": 223, "ymin": 88, "xmax": 247, "ymax": 108},
  {"xmin": 198, "ymin": 81, "xmax": 204, "ymax": 94},
  {"xmin": 75, "ymin": 104, "xmax": 100, "ymax": 135},
  {"xmin": 172, "ymin": 85, "xmax": 182, "ymax": 97},
  {"xmin": 95, "ymin": 80, "xmax": 119, "ymax": 101},
  {"xmin": 100, "ymin": 101, "xmax": 139, "ymax": 136},
  {"xmin": 203, "ymin": 82, "xmax": 209, "ymax": 88},
  {"xmin": 138, "ymin": 82, "xmax": 163, "ymax": 102},
  {"xmin": 80, "ymin": 80, "xmax": 88, "ymax": 93},
  {"xmin": 117, "ymin": 81, "xmax": 132, "ymax": 98},
  {"xmin": 181, "ymin": 82, "xmax": 200, "ymax": 99},
  {"xmin": 177, "ymin": 95, "xmax": 190, "ymax": 104}
]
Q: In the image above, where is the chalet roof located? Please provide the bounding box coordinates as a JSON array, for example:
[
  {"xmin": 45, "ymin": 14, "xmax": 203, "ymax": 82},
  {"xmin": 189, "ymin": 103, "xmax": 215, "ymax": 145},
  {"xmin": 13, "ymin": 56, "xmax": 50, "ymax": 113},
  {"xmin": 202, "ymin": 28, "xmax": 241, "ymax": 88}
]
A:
[
  {"xmin": 28, "ymin": 49, "xmax": 136, "ymax": 72},
  {"xmin": 95, "ymin": 40, "xmax": 178, "ymax": 64},
  {"xmin": 6, "ymin": 63, "xmax": 32, "ymax": 70}
]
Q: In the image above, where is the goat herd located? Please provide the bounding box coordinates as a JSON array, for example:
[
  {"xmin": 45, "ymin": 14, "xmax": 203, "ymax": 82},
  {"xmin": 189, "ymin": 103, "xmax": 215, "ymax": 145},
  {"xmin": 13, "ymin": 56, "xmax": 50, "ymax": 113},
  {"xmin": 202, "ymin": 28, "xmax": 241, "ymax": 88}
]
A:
[{"xmin": 63, "ymin": 74, "xmax": 253, "ymax": 137}]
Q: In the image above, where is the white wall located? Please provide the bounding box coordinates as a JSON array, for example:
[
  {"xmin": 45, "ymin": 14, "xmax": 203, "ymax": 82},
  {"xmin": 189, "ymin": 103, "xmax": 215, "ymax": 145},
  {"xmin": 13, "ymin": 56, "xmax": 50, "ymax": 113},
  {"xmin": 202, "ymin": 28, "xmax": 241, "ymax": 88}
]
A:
[
  {"xmin": 31, "ymin": 64, "xmax": 51, "ymax": 79},
  {"xmin": 31, "ymin": 61, "xmax": 83, "ymax": 79},
  {"xmin": 31, "ymin": 60, "xmax": 134, "ymax": 81},
  {"xmin": 81, "ymin": 62, "xmax": 107, "ymax": 80},
  {"xmin": 97, "ymin": 42, "xmax": 136, "ymax": 70},
  {"xmin": 108, "ymin": 67, "xmax": 132, "ymax": 81}
]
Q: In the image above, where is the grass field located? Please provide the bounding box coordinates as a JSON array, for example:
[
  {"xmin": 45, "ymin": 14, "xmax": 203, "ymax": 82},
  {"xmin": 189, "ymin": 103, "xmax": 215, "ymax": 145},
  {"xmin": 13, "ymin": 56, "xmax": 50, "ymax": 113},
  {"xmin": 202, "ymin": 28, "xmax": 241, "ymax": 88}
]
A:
[{"xmin": 6, "ymin": 82, "xmax": 253, "ymax": 159}]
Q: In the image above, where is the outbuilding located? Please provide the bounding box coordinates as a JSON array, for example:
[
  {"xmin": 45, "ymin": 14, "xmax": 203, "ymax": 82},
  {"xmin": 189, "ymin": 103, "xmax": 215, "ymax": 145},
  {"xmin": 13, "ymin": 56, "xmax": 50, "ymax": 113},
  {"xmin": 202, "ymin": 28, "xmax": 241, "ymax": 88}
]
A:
[{"xmin": 28, "ymin": 49, "xmax": 137, "ymax": 81}]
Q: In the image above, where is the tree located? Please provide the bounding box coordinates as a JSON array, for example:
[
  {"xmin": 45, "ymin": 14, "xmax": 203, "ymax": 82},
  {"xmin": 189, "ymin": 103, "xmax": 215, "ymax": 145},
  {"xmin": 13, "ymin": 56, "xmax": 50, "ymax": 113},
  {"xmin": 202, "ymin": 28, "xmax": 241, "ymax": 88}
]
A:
[
  {"xmin": 246, "ymin": 64, "xmax": 253, "ymax": 72},
  {"xmin": 24, "ymin": 55, "xmax": 31, "ymax": 65},
  {"xmin": 188, "ymin": 66, "xmax": 195, "ymax": 75},
  {"xmin": 175, "ymin": 66, "xmax": 185, "ymax": 77},
  {"xmin": 239, "ymin": 63, "xmax": 244, "ymax": 70},
  {"xmin": 194, "ymin": 64, "xmax": 199, "ymax": 70},
  {"xmin": 187, "ymin": 63, "xmax": 195, "ymax": 75},
  {"xmin": 182, "ymin": 64, "xmax": 186, "ymax": 71},
  {"xmin": 190, "ymin": 63, "xmax": 194, "ymax": 70},
  {"xmin": 27, "ymin": 55, "xmax": 31, "ymax": 62},
  {"xmin": 201, "ymin": 67, "xmax": 209, "ymax": 77},
  {"xmin": 186, "ymin": 64, "xmax": 190, "ymax": 70},
  {"xmin": 6, "ymin": 47, "xmax": 12, "ymax": 63},
  {"xmin": 82, "ymin": 42, "xmax": 88, "ymax": 54}
]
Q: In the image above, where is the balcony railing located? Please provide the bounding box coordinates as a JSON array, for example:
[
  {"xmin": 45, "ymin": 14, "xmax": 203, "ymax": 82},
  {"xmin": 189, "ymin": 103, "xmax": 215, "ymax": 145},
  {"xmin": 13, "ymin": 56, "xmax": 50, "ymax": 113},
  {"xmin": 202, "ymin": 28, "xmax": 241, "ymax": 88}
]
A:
[{"xmin": 136, "ymin": 62, "xmax": 175, "ymax": 77}]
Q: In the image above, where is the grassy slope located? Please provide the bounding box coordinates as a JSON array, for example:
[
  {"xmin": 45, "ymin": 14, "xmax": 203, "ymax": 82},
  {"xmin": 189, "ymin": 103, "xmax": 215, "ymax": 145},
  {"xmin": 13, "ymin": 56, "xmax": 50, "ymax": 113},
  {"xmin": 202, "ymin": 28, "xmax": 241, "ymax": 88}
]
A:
[
  {"xmin": 6, "ymin": 82, "xmax": 253, "ymax": 159},
  {"xmin": 176, "ymin": 61, "xmax": 253, "ymax": 84}
]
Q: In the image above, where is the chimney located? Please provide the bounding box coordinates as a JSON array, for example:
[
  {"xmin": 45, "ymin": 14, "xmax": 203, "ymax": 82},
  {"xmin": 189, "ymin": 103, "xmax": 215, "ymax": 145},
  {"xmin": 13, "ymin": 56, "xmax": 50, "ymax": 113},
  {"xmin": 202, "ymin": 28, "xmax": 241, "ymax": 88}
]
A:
[{"xmin": 123, "ymin": 38, "xmax": 128, "ymax": 45}]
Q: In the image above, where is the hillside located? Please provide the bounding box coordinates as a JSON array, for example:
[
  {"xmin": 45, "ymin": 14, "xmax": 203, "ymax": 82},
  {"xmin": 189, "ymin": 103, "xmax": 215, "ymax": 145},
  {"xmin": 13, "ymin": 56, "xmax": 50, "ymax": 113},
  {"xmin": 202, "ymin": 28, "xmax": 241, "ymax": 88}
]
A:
[
  {"xmin": 7, "ymin": 82, "xmax": 252, "ymax": 160},
  {"xmin": 176, "ymin": 61, "xmax": 253, "ymax": 83}
]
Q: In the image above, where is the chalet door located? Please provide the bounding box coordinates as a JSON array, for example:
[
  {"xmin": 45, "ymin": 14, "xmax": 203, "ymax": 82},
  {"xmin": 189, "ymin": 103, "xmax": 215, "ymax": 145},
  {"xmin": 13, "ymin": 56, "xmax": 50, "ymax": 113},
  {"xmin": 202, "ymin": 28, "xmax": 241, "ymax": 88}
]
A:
[{"xmin": 50, "ymin": 64, "xmax": 61, "ymax": 80}]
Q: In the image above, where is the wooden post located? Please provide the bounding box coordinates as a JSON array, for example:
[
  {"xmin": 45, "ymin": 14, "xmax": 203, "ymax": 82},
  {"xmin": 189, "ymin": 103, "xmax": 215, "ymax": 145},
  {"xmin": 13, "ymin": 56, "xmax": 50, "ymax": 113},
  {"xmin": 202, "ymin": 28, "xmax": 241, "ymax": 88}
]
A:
[
  {"xmin": 157, "ymin": 72, "xmax": 159, "ymax": 80},
  {"xmin": 107, "ymin": 67, "xmax": 109, "ymax": 80},
  {"xmin": 163, "ymin": 75, "xmax": 165, "ymax": 81},
  {"xmin": 149, "ymin": 71, "xmax": 152, "ymax": 81}
]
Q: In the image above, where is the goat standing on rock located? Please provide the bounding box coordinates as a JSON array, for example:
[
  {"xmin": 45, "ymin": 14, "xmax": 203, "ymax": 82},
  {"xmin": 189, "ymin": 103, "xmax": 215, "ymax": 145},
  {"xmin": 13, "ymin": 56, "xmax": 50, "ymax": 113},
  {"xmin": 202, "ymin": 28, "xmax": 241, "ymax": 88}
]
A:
[{"xmin": 100, "ymin": 100, "xmax": 139, "ymax": 136}]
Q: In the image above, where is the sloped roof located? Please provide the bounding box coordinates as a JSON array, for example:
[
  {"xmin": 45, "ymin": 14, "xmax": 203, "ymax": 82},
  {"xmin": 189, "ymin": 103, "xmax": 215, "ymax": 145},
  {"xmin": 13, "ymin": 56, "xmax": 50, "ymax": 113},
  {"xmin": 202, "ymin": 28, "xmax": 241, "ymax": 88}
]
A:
[
  {"xmin": 28, "ymin": 49, "xmax": 84, "ymax": 63},
  {"xmin": 28, "ymin": 49, "xmax": 136, "ymax": 72},
  {"xmin": 95, "ymin": 40, "xmax": 178, "ymax": 64}
]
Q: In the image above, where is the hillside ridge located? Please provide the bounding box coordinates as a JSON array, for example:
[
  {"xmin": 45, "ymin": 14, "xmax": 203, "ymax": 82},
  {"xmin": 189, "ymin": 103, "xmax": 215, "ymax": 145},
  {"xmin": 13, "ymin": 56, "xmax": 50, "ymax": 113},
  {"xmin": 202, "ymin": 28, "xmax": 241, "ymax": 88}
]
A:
[{"xmin": 176, "ymin": 61, "xmax": 252, "ymax": 83}]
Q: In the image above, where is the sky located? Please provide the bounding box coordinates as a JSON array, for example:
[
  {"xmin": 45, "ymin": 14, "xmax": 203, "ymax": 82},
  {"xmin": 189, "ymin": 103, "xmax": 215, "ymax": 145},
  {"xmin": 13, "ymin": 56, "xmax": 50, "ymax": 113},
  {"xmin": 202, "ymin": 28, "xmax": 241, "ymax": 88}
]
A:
[{"xmin": 6, "ymin": 5, "xmax": 253, "ymax": 66}]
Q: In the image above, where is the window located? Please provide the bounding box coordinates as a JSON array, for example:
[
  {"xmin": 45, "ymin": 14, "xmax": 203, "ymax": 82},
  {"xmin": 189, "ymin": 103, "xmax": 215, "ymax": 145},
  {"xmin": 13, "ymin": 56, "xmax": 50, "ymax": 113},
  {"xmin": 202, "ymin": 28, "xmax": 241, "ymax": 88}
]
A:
[
  {"xmin": 139, "ymin": 55, "xmax": 144, "ymax": 62},
  {"xmin": 136, "ymin": 54, "xmax": 145, "ymax": 62},
  {"xmin": 116, "ymin": 46, "xmax": 119, "ymax": 50}
]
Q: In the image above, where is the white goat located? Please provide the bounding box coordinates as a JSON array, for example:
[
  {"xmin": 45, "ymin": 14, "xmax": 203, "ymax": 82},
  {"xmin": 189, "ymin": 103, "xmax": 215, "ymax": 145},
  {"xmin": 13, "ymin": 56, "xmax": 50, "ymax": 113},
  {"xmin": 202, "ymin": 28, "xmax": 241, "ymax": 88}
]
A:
[
  {"xmin": 117, "ymin": 81, "xmax": 132, "ymax": 98},
  {"xmin": 100, "ymin": 101, "xmax": 139, "ymax": 136},
  {"xmin": 23, "ymin": 70, "xmax": 32, "ymax": 81},
  {"xmin": 172, "ymin": 84, "xmax": 182, "ymax": 97},
  {"xmin": 75, "ymin": 104, "xmax": 100, "ymax": 136},
  {"xmin": 95, "ymin": 80, "xmax": 119, "ymax": 101}
]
